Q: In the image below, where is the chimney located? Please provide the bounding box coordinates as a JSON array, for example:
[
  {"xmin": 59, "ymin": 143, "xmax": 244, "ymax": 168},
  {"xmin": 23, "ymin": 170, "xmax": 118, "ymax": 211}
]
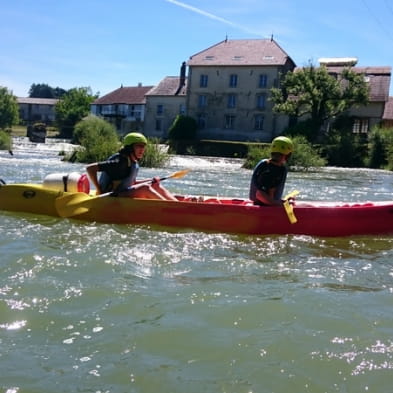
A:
[{"xmin": 175, "ymin": 61, "xmax": 186, "ymax": 95}]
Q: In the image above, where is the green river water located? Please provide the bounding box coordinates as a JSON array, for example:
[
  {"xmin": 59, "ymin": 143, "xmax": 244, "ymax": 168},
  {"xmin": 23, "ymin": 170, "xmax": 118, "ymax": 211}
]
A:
[{"xmin": 1, "ymin": 138, "xmax": 393, "ymax": 393}]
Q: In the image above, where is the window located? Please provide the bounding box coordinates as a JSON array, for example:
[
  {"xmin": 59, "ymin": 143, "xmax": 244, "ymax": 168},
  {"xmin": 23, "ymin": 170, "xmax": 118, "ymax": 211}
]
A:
[
  {"xmin": 227, "ymin": 94, "xmax": 236, "ymax": 108},
  {"xmin": 254, "ymin": 115, "xmax": 264, "ymax": 130},
  {"xmin": 256, "ymin": 94, "xmax": 266, "ymax": 109},
  {"xmin": 197, "ymin": 113, "xmax": 206, "ymax": 129},
  {"xmin": 259, "ymin": 74, "xmax": 268, "ymax": 88},
  {"xmin": 155, "ymin": 119, "xmax": 162, "ymax": 131},
  {"xmin": 224, "ymin": 115, "xmax": 236, "ymax": 129},
  {"xmin": 229, "ymin": 74, "xmax": 238, "ymax": 87},
  {"xmin": 353, "ymin": 118, "xmax": 368, "ymax": 134},
  {"xmin": 156, "ymin": 104, "xmax": 163, "ymax": 115},
  {"xmin": 198, "ymin": 94, "xmax": 207, "ymax": 107},
  {"xmin": 200, "ymin": 74, "xmax": 208, "ymax": 87},
  {"xmin": 127, "ymin": 104, "xmax": 135, "ymax": 117}
]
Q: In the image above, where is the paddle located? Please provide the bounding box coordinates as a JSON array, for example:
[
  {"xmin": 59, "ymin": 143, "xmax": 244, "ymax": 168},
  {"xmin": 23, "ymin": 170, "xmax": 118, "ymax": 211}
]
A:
[
  {"xmin": 283, "ymin": 190, "xmax": 299, "ymax": 224},
  {"xmin": 55, "ymin": 169, "xmax": 191, "ymax": 218}
]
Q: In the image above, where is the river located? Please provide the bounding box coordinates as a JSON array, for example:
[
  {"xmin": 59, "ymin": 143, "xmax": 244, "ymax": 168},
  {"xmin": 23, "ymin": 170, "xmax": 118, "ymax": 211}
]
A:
[{"xmin": 1, "ymin": 138, "xmax": 393, "ymax": 393}]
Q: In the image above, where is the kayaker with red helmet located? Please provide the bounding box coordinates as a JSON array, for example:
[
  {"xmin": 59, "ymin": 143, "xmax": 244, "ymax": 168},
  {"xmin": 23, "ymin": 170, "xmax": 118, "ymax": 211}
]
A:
[
  {"xmin": 249, "ymin": 136, "xmax": 293, "ymax": 206},
  {"xmin": 86, "ymin": 132, "xmax": 177, "ymax": 200}
]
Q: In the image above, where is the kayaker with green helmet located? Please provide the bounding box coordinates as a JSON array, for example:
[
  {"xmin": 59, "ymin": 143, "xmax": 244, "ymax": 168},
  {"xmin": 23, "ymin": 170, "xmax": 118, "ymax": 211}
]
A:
[
  {"xmin": 249, "ymin": 136, "xmax": 293, "ymax": 206},
  {"xmin": 86, "ymin": 132, "xmax": 177, "ymax": 200}
]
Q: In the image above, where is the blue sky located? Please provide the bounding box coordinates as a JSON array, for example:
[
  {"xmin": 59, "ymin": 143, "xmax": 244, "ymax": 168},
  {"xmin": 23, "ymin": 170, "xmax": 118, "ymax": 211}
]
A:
[{"xmin": 1, "ymin": 0, "xmax": 393, "ymax": 97}]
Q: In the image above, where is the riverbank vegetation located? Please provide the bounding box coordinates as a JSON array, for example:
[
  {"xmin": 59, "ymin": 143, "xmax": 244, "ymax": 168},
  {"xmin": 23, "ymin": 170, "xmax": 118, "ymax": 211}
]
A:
[
  {"xmin": 0, "ymin": 130, "xmax": 12, "ymax": 152},
  {"xmin": 243, "ymin": 135, "xmax": 327, "ymax": 170},
  {"xmin": 63, "ymin": 115, "xmax": 170, "ymax": 167}
]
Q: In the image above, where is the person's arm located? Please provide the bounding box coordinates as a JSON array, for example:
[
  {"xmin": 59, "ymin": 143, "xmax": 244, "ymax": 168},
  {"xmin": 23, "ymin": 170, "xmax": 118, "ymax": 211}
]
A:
[
  {"xmin": 255, "ymin": 188, "xmax": 283, "ymax": 206},
  {"xmin": 86, "ymin": 163, "xmax": 102, "ymax": 194}
]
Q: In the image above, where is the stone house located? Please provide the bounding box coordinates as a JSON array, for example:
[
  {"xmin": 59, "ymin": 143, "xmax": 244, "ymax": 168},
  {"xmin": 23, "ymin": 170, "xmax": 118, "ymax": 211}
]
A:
[
  {"xmin": 17, "ymin": 97, "xmax": 58, "ymax": 124},
  {"xmin": 91, "ymin": 39, "xmax": 392, "ymax": 141},
  {"xmin": 318, "ymin": 58, "xmax": 391, "ymax": 134},
  {"xmin": 143, "ymin": 62, "xmax": 187, "ymax": 139},
  {"xmin": 185, "ymin": 38, "xmax": 296, "ymax": 142},
  {"xmin": 90, "ymin": 84, "xmax": 154, "ymax": 136}
]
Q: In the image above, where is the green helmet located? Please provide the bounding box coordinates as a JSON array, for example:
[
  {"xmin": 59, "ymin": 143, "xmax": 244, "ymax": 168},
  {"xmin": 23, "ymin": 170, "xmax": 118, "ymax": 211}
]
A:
[
  {"xmin": 271, "ymin": 136, "xmax": 293, "ymax": 155},
  {"xmin": 123, "ymin": 132, "xmax": 148, "ymax": 146}
]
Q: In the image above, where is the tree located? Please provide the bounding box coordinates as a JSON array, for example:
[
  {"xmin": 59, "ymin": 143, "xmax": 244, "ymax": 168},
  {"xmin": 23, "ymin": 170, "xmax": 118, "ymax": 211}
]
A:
[
  {"xmin": 168, "ymin": 115, "xmax": 198, "ymax": 154},
  {"xmin": 71, "ymin": 115, "xmax": 119, "ymax": 162},
  {"xmin": 29, "ymin": 83, "xmax": 67, "ymax": 98},
  {"xmin": 0, "ymin": 86, "xmax": 19, "ymax": 130},
  {"xmin": 55, "ymin": 87, "xmax": 98, "ymax": 137},
  {"xmin": 270, "ymin": 63, "xmax": 369, "ymax": 141},
  {"xmin": 168, "ymin": 115, "xmax": 197, "ymax": 140}
]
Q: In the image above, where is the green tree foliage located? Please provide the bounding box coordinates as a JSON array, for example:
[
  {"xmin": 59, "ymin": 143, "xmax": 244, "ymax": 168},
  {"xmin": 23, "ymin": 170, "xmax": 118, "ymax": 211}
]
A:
[
  {"xmin": 243, "ymin": 136, "xmax": 326, "ymax": 170},
  {"xmin": 367, "ymin": 127, "xmax": 393, "ymax": 170},
  {"xmin": 29, "ymin": 83, "xmax": 67, "ymax": 98},
  {"xmin": 290, "ymin": 135, "xmax": 327, "ymax": 169},
  {"xmin": 168, "ymin": 115, "xmax": 197, "ymax": 140},
  {"xmin": 140, "ymin": 137, "xmax": 170, "ymax": 168},
  {"xmin": 55, "ymin": 87, "xmax": 98, "ymax": 137},
  {"xmin": 71, "ymin": 115, "xmax": 120, "ymax": 163},
  {"xmin": 282, "ymin": 119, "xmax": 317, "ymax": 141},
  {"xmin": 270, "ymin": 63, "xmax": 369, "ymax": 141},
  {"xmin": 323, "ymin": 116, "xmax": 367, "ymax": 167},
  {"xmin": 0, "ymin": 130, "xmax": 12, "ymax": 151},
  {"xmin": 0, "ymin": 86, "xmax": 19, "ymax": 130},
  {"xmin": 168, "ymin": 115, "xmax": 198, "ymax": 154}
]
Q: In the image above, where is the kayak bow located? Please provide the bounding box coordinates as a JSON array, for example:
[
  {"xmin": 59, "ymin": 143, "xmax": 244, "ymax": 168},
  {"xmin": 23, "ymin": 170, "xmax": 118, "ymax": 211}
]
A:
[{"xmin": 55, "ymin": 169, "xmax": 191, "ymax": 218}]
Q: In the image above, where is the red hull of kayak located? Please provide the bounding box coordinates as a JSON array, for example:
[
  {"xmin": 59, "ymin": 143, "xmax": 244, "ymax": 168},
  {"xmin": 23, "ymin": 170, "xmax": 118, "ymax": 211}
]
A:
[{"xmin": 1, "ymin": 184, "xmax": 393, "ymax": 237}]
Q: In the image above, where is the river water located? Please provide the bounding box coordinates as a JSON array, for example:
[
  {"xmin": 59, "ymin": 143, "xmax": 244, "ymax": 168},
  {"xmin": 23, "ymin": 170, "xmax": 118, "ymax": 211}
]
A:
[{"xmin": 1, "ymin": 138, "xmax": 393, "ymax": 393}]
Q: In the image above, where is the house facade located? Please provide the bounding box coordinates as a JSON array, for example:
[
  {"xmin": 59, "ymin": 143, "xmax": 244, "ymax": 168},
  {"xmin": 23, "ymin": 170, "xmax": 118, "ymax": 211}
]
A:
[
  {"xmin": 90, "ymin": 84, "xmax": 154, "ymax": 136},
  {"xmin": 143, "ymin": 62, "xmax": 187, "ymax": 139},
  {"xmin": 382, "ymin": 97, "xmax": 393, "ymax": 127},
  {"xmin": 17, "ymin": 97, "xmax": 58, "ymax": 124},
  {"xmin": 91, "ymin": 39, "xmax": 392, "ymax": 142},
  {"xmin": 318, "ymin": 58, "xmax": 391, "ymax": 134},
  {"xmin": 185, "ymin": 39, "xmax": 296, "ymax": 142}
]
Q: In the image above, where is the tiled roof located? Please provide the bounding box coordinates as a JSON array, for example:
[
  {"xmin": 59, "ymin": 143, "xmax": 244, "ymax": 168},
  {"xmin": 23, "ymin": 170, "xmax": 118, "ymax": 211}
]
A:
[
  {"xmin": 93, "ymin": 85, "xmax": 154, "ymax": 105},
  {"xmin": 17, "ymin": 97, "xmax": 59, "ymax": 105},
  {"xmin": 383, "ymin": 97, "xmax": 393, "ymax": 120},
  {"xmin": 187, "ymin": 39, "xmax": 295, "ymax": 67},
  {"xmin": 145, "ymin": 76, "xmax": 187, "ymax": 96},
  {"xmin": 332, "ymin": 66, "xmax": 391, "ymax": 102},
  {"xmin": 296, "ymin": 65, "xmax": 391, "ymax": 102}
]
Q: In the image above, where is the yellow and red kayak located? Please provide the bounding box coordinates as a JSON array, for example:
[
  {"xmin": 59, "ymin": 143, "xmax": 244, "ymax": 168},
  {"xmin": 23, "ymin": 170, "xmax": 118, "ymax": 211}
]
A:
[{"xmin": 1, "ymin": 183, "xmax": 393, "ymax": 237}]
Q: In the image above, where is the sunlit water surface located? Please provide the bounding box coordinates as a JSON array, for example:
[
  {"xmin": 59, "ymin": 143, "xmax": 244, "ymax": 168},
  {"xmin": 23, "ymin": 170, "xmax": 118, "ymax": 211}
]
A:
[{"xmin": 1, "ymin": 139, "xmax": 393, "ymax": 393}]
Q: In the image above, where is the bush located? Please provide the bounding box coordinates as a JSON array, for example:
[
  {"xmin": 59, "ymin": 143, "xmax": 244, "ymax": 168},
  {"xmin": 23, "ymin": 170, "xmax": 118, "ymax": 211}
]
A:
[
  {"xmin": 367, "ymin": 127, "xmax": 393, "ymax": 170},
  {"xmin": 70, "ymin": 115, "xmax": 120, "ymax": 163},
  {"xmin": 140, "ymin": 138, "xmax": 170, "ymax": 167},
  {"xmin": 291, "ymin": 135, "xmax": 327, "ymax": 169},
  {"xmin": 168, "ymin": 115, "xmax": 198, "ymax": 154},
  {"xmin": 284, "ymin": 119, "xmax": 319, "ymax": 142},
  {"xmin": 243, "ymin": 136, "xmax": 326, "ymax": 170},
  {"xmin": 0, "ymin": 130, "xmax": 12, "ymax": 150},
  {"xmin": 168, "ymin": 115, "xmax": 197, "ymax": 140},
  {"xmin": 243, "ymin": 144, "xmax": 270, "ymax": 169}
]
